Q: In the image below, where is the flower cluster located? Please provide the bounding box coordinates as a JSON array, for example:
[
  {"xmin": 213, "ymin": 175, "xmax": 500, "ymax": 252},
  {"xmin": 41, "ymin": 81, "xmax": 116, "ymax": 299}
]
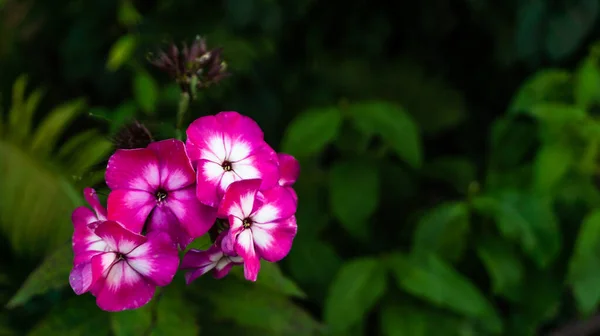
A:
[{"xmin": 69, "ymin": 111, "xmax": 299, "ymax": 311}]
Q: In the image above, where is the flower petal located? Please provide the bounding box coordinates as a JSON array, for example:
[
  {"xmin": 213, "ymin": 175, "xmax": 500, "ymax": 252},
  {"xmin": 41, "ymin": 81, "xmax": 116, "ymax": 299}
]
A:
[
  {"xmin": 233, "ymin": 144, "xmax": 280, "ymax": 191},
  {"xmin": 69, "ymin": 262, "xmax": 94, "ymax": 295},
  {"xmin": 83, "ymin": 188, "xmax": 107, "ymax": 220},
  {"xmin": 252, "ymin": 216, "xmax": 297, "ymax": 262},
  {"xmin": 94, "ymin": 260, "xmax": 156, "ymax": 312},
  {"xmin": 234, "ymin": 229, "xmax": 260, "ymax": 281},
  {"xmin": 216, "ymin": 111, "xmax": 265, "ymax": 160},
  {"xmin": 72, "ymin": 206, "xmax": 97, "ymax": 229},
  {"xmin": 167, "ymin": 186, "xmax": 217, "ymax": 239},
  {"xmin": 195, "ymin": 159, "xmax": 225, "ymax": 207},
  {"xmin": 252, "ymin": 186, "xmax": 297, "ymax": 224},
  {"xmin": 72, "ymin": 220, "xmax": 107, "ymax": 266},
  {"xmin": 93, "ymin": 221, "xmax": 147, "ymax": 254},
  {"xmin": 217, "ymin": 179, "xmax": 262, "ymax": 219},
  {"xmin": 186, "ymin": 114, "xmax": 228, "ymax": 163},
  {"xmin": 213, "ymin": 258, "xmax": 235, "ymax": 279},
  {"xmin": 147, "ymin": 205, "xmax": 193, "ymax": 249},
  {"xmin": 147, "ymin": 139, "xmax": 195, "ymax": 191},
  {"xmin": 107, "ymin": 190, "xmax": 155, "ymax": 234},
  {"xmin": 127, "ymin": 231, "xmax": 179, "ymax": 286},
  {"xmin": 106, "ymin": 148, "xmax": 161, "ymax": 192},
  {"xmin": 181, "ymin": 246, "xmax": 221, "ymax": 284},
  {"xmin": 277, "ymin": 153, "xmax": 300, "ymax": 187},
  {"xmin": 220, "ymin": 229, "xmax": 237, "ymax": 256}
]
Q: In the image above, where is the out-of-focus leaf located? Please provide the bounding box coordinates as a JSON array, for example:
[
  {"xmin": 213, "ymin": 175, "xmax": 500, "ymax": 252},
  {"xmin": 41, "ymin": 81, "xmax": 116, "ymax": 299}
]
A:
[
  {"xmin": 108, "ymin": 100, "xmax": 138, "ymax": 135},
  {"xmin": 30, "ymin": 98, "xmax": 87, "ymax": 155},
  {"xmin": 133, "ymin": 71, "xmax": 159, "ymax": 115},
  {"xmin": 533, "ymin": 143, "xmax": 572, "ymax": 193},
  {"xmin": 471, "ymin": 191, "xmax": 560, "ymax": 268},
  {"xmin": 118, "ymin": 0, "xmax": 142, "ymax": 26},
  {"xmin": 204, "ymin": 279, "xmax": 322, "ymax": 335},
  {"xmin": 7, "ymin": 242, "xmax": 72, "ymax": 308},
  {"xmin": 281, "ymin": 106, "xmax": 342, "ymax": 158},
  {"xmin": 387, "ymin": 253, "xmax": 502, "ymax": 334},
  {"xmin": 528, "ymin": 103, "xmax": 587, "ymax": 125},
  {"xmin": 574, "ymin": 44, "xmax": 600, "ymax": 109},
  {"xmin": 476, "ymin": 237, "xmax": 523, "ymax": 301},
  {"xmin": 7, "ymin": 74, "xmax": 28, "ymax": 137},
  {"xmin": 380, "ymin": 303, "xmax": 477, "ymax": 336},
  {"xmin": 230, "ymin": 261, "xmax": 306, "ymax": 299},
  {"xmin": 149, "ymin": 287, "xmax": 199, "ymax": 336},
  {"xmin": 328, "ymin": 160, "xmax": 379, "ymax": 239},
  {"xmin": 111, "ymin": 305, "xmax": 152, "ymax": 336},
  {"xmin": 323, "ymin": 257, "xmax": 387, "ymax": 334},
  {"xmin": 287, "ymin": 238, "xmax": 342, "ymax": 299},
  {"xmin": 9, "ymin": 81, "xmax": 45, "ymax": 144},
  {"xmin": 347, "ymin": 101, "xmax": 422, "ymax": 168},
  {"xmin": 413, "ymin": 201, "xmax": 470, "ymax": 262},
  {"xmin": 545, "ymin": 0, "xmax": 599, "ymax": 61},
  {"xmin": 422, "ymin": 157, "xmax": 476, "ymax": 194},
  {"xmin": 28, "ymin": 296, "xmax": 110, "ymax": 336},
  {"xmin": 106, "ymin": 34, "xmax": 137, "ymax": 71},
  {"xmin": 514, "ymin": 0, "xmax": 546, "ymax": 64},
  {"xmin": 507, "ymin": 70, "xmax": 572, "ymax": 114},
  {"xmin": 568, "ymin": 209, "xmax": 600, "ymax": 314}
]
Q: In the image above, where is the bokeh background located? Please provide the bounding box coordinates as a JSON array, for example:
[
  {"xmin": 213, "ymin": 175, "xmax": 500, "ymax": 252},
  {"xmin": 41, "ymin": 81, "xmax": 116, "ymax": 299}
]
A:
[{"xmin": 2, "ymin": 0, "xmax": 600, "ymax": 335}]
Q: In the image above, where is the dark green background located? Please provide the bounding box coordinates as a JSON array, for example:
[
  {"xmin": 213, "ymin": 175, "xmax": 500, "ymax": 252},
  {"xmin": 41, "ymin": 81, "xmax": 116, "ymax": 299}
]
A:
[{"xmin": 2, "ymin": 0, "xmax": 600, "ymax": 335}]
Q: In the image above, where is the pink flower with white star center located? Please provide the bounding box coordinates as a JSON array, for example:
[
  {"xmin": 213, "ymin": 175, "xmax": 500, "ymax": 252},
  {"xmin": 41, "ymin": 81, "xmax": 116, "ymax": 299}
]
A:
[
  {"xmin": 185, "ymin": 111, "xmax": 280, "ymax": 208},
  {"xmin": 218, "ymin": 179, "xmax": 297, "ymax": 281},
  {"xmin": 70, "ymin": 221, "xmax": 179, "ymax": 312},
  {"xmin": 105, "ymin": 139, "xmax": 217, "ymax": 248},
  {"xmin": 180, "ymin": 230, "xmax": 243, "ymax": 283}
]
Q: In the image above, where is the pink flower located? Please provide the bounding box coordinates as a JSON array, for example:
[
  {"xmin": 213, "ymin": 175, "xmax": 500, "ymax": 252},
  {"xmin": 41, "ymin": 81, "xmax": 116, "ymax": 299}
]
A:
[
  {"xmin": 277, "ymin": 153, "xmax": 300, "ymax": 204},
  {"xmin": 71, "ymin": 188, "xmax": 108, "ymax": 266},
  {"xmin": 180, "ymin": 230, "xmax": 243, "ymax": 283},
  {"xmin": 70, "ymin": 221, "xmax": 179, "ymax": 312},
  {"xmin": 105, "ymin": 139, "xmax": 217, "ymax": 248},
  {"xmin": 185, "ymin": 111, "xmax": 279, "ymax": 208},
  {"xmin": 218, "ymin": 179, "xmax": 297, "ymax": 281}
]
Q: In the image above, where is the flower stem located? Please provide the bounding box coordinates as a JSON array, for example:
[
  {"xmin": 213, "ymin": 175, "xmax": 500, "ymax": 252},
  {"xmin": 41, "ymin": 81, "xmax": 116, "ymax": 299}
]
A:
[{"xmin": 175, "ymin": 92, "xmax": 190, "ymax": 140}]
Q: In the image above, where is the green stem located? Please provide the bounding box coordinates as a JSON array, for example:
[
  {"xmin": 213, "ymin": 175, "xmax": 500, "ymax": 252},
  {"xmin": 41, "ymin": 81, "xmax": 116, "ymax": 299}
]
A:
[{"xmin": 175, "ymin": 92, "xmax": 190, "ymax": 140}]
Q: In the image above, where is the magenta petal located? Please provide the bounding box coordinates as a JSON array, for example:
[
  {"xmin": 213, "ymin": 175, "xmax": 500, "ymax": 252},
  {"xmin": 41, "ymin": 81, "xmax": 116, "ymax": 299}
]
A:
[
  {"xmin": 217, "ymin": 179, "xmax": 262, "ymax": 219},
  {"xmin": 216, "ymin": 111, "xmax": 265, "ymax": 146},
  {"xmin": 277, "ymin": 153, "xmax": 300, "ymax": 187},
  {"xmin": 235, "ymin": 229, "xmax": 260, "ymax": 281},
  {"xmin": 252, "ymin": 185, "xmax": 297, "ymax": 224},
  {"xmin": 72, "ymin": 223, "xmax": 106, "ymax": 265},
  {"xmin": 195, "ymin": 159, "xmax": 226, "ymax": 207},
  {"xmin": 127, "ymin": 231, "xmax": 179, "ymax": 286},
  {"xmin": 213, "ymin": 259, "xmax": 235, "ymax": 279},
  {"xmin": 69, "ymin": 262, "xmax": 93, "ymax": 295},
  {"xmin": 105, "ymin": 148, "xmax": 160, "ymax": 191},
  {"xmin": 220, "ymin": 230, "xmax": 237, "ymax": 256},
  {"xmin": 186, "ymin": 115, "xmax": 227, "ymax": 163},
  {"xmin": 252, "ymin": 216, "xmax": 297, "ymax": 262},
  {"xmin": 72, "ymin": 207, "xmax": 97, "ymax": 229},
  {"xmin": 286, "ymin": 187, "xmax": 298, "ymax": 205},
  {"xmin": 147, "ymin": 205, "xmax": 193, "ymax": 249},
  {"xmin": 83, "ymin": 188, "xmax": 107, "ymax": 220},
  {"xmin": 94, "ymin": 261, "xmax": 156, "ymax": 312},
  {"xmin": 181, "ymin": 247, "xmax": 220, "ymax": 284},
  {"xmin": 168, "ymin": 187, "xmax": 217, "ymax": 239},
  {"xmin": 107, "ymin": 190, "xmax": 155, "ymax": 234},
  {"xmin": 232, "ymin": 144, "xmax": 280, "ymax": 191},
  {"xmin": 147, "ymin": 139, "xmax": 196, "ymax": 191},
  {"xmin": 93, "ymin": 221, "xmax": 147, "ymax": 253}
]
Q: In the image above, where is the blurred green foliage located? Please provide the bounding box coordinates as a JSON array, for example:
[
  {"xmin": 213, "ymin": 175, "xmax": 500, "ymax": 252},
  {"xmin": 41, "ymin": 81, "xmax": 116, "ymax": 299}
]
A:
[{"xmin": 2, "ymin": 0, "xmax": 600, "ymax": 335}]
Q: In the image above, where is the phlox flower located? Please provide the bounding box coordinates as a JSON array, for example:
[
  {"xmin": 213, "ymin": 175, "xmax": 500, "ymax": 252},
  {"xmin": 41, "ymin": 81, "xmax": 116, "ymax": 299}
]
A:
[
  {"xmin": 71, "ymin": 188, "xmax": 108, "ymax": 266},
  {"xmin": 277, "ymin": 153, "xmax": 300, "ymax": 204},
  {"xmin": 185, "ymin": 111, "xmax": 279, "ymax": 208},
  {"xmin": 180, "ymin": 230, "xmax": 243, "ymax": 283},
  {"xmin": 218, "ymin": 179, "xmax": 297, "ymax": 281},
  {"xmin": 105, "ymin": 139, "xmax": 216, "ymax": 248},
  {"xmin": 70, "ymin": 221, "xmax": 179, "ymax": 312}
]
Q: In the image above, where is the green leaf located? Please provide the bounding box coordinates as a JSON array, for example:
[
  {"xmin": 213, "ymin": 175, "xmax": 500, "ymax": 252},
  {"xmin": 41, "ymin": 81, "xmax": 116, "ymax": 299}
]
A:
[
  {"xmin": 380, "ymin": 303, "xmax": 477, "ymax": 336},
  {"xmin": 387, "ymin": 253, "xmax": 502, "ymax": 334},
  {"xmin": 471, "ymin": 191, "xmax": 560, "ymax": 268},
  {"xmin": 204, "ymin": 279, "xmax": 322, "ymax": 335},
  {"xmin": 528, "ymin": 103, "xmax": 587, "ymax": 125},
  {"xmin": 533, "ymin": 143, "xmax": 572, "ymax": 192},
  {"xmin": 544, "ymin": 1, "xmax": 599, "ymax": 61},
  {"xmin": 28, "ymin": 296, "xmax": 110, "ymax": 336},
  {"xmin": 574, "ymin": 47, "xmax": 600, "ymax": 109},
  {"xmin": 413, "ymin": 201, "xmax": 470, "ymax": 262},
  {"xmin": 10, "ymin": 86, "xmax": 45, "ymax": 144},
  {"xmin": 7, "ymin": 242, "xmax": 72, "ymax": 308},
  {"xmin": 346, "ymin": 101, "xmax": 422, "ymax": 168},
  {"xmin": 149, "ymin": 287, "xmax": 200, "ymax": 336},
  {"xmin": 323, "ymin": 257, "xmax": 387, "ymax": 334},
  {"xmin": 7, "ymin": 74, "xmax": 28, "ymax": 137},
  {"xmin": 117, "ymin": 0, "xmax": 142, "ymax": 26},
  {"xmin": 328, "ymin": 160, "xmax": 379, "ymax": 239},
  {"xmin": 106, "ymin": 34, "xmax": 137, "ymax": 71},
  {"xmin": 230, "ymin": 261, "xmax": 306, "ymax": 299},
  {"xmin": 111, "ymin": 305, "xmax": 152, "ymax": 336},
  {"xmin": 476, "ymin": 237, "xmax": 524, "ymax": 301},
  {"xmin": 507, "ymin": 70, "xmax": 572, "ymax": 114},
  {"xmin": 568, "ymin": 209, "xmax": 600, "ymax": 314},
  {"xmin": 133, "ymin": 71, "xmax": 159, "ymax": 115},
  {"xmin": 280, "ymin": 107, "xmax": 342, "ymax": 157},
  {"xmin": 30, "ymin": 98, "xmax": 87, "ymax": 155}
]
